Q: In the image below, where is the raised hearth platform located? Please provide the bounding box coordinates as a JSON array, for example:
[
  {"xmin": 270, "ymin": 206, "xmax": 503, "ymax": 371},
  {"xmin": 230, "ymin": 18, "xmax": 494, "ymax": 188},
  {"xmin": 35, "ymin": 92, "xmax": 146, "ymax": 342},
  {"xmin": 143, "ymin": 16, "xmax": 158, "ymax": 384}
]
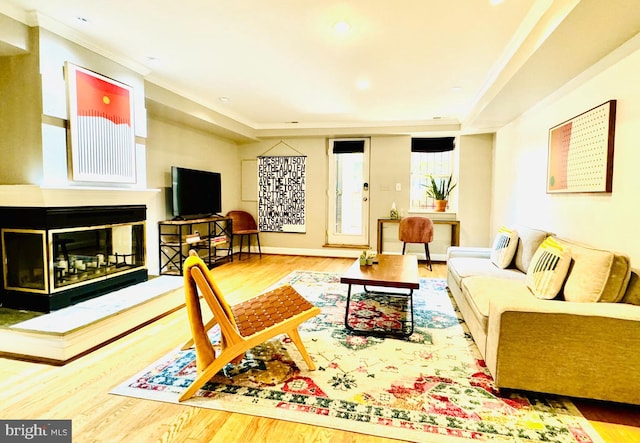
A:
[{"xmin": 0, "ymin": 276, "xmax": 184, "ymax": 364}]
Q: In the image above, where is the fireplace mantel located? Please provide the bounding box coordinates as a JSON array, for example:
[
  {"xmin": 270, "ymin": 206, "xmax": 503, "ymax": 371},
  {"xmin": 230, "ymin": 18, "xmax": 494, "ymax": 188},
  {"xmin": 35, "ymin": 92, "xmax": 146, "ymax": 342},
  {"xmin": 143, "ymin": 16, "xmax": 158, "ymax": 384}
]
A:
[{"xmin": 0, "ymin": 185, "xmax": 160, "ymax": 207}]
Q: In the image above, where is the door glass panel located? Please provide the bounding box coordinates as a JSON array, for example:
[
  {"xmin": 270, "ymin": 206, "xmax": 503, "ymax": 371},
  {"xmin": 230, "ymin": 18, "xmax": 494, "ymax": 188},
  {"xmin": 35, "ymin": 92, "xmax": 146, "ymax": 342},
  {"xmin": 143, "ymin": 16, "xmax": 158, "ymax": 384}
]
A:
[
  {"xmin": 327, "ymin": 138, "xmax": 370, "ymax": 245},
  {"xmin": 334, "ymin": 153, "xmax": 363, "ymax": 235}
]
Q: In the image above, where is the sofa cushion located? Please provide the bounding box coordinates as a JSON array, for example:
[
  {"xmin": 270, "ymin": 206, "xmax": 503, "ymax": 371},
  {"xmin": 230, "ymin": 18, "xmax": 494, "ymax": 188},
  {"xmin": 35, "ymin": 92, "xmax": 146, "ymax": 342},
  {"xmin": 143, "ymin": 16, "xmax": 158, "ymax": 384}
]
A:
[
  {"xmin": 490, "ymin": 226, "xmax": 519, "ymax": 269},
  {"xmin": 526, "ymin": 237, "xmax": 572, "ymax": 300},
  {"xmin": 448, "ymin": 257, "xmax": 526, "ymax": 289},
  {"xmin": 554, "ymin": 237, "xmax": 631, "ymax": 303},
  {"xmin": 461, "ymin": 276, "xmax": 533, "ymax": 331},
  {"xmin": 621, "ymin": 270, "xmax": 640, "ymax": 306},
  {"xmin": 514, "ymin": 226, "xmax": 551, "ymax": 273}
]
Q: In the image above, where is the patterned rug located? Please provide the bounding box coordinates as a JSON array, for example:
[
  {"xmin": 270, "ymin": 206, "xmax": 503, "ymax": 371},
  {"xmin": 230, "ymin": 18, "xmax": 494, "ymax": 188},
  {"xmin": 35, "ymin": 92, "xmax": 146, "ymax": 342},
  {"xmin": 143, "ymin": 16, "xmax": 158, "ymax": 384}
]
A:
[{"xmin": 111, "ymin": 271, "xmax": 603, "ymax": 443}]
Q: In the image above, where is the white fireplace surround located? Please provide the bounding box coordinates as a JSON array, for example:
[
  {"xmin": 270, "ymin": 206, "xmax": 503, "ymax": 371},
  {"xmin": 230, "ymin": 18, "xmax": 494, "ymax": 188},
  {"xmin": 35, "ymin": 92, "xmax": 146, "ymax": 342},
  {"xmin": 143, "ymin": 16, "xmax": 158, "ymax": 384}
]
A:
[{"xmin": 0, "ymin": 185, "xmax": 160, "ymax": 207}]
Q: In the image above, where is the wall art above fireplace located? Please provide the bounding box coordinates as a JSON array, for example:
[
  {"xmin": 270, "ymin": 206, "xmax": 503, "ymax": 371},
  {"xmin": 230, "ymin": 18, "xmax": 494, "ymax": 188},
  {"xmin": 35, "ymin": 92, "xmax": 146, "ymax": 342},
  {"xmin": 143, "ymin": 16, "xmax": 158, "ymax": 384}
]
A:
[{"xmin": 65, "ymin": 62, "xmax": 137, "ymax": 184}]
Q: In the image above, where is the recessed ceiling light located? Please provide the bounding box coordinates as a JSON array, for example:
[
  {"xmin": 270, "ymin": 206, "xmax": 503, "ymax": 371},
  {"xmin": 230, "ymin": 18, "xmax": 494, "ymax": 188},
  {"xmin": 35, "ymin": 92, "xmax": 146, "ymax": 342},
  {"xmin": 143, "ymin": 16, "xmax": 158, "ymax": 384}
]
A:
[
  {"xmin": 218, "ymin": 96, "xmax": 230, "ymax": 103},
  {"xmin": 452, "ymin": 86, "xmax": 462, "ymax": 92},
  {"xmin": 333, "ymin": 21, "xmax": 351, "ymax": 33},
  {"xmin": 356, "ymin": 80, "xmax": 370, "ymax": 89}
]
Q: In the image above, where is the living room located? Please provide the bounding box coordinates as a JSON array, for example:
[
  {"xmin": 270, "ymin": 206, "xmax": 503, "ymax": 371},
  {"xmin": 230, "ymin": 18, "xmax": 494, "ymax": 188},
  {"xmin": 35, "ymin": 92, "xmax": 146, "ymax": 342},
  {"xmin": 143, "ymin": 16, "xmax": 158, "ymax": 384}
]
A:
[
  {"xmin": 1, "ymin": 1, "xmax": 640, "ymax": 442},
  {"xmin": 1, "ymin": 2, "xmax": 639, "ymax": 269}
]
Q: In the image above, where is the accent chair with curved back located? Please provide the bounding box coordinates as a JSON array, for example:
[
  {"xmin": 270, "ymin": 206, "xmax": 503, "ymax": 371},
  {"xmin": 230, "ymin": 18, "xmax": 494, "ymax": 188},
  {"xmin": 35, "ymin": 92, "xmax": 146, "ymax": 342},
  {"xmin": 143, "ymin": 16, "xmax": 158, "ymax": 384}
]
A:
[
  {"xmin": 178, "ymin": 251, "xmax": 320, "ymax": 401},
  {"xmin": 398, "ymin": 216, "xmax": 434, "ymax": 271},
  {"xmin": 226, "ymin": 210, "xmax": 261, "ymax": 260}
]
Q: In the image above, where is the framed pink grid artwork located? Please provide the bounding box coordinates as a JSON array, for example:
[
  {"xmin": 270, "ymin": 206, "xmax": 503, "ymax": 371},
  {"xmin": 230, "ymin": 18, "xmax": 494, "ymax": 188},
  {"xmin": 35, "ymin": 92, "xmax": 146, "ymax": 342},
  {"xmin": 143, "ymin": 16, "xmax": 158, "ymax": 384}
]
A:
[{"xmin": 547, "ymin": 100, "xmax": 616, "ymax": 193}]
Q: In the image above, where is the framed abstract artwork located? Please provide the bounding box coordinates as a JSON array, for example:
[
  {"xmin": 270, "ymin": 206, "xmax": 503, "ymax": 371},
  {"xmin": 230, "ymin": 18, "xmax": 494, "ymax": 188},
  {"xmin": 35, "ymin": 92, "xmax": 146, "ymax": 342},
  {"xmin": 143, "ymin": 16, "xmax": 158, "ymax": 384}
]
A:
[
  {"xmin": 547, "ymin": 100, "xmax": 616, "ymax": 193},
  {"xmin": 66, "ymin": 62, "xmax": 136, "ymax": 183}
]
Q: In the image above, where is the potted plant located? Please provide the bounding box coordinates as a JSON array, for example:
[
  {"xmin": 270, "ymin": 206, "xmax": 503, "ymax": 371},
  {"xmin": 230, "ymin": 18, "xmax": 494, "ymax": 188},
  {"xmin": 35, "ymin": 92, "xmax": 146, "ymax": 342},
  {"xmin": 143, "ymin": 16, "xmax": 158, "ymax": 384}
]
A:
[
  {"xmin": 359, "ymin": 250, "xmax": 376, "ymax": 266},
  {"xmin": 359, "ymin": 251, "xmax": 368, "ymax": 266},
  {"xmin": 422, "ymin": 174, "xmax": 456, "ymax": 212}
]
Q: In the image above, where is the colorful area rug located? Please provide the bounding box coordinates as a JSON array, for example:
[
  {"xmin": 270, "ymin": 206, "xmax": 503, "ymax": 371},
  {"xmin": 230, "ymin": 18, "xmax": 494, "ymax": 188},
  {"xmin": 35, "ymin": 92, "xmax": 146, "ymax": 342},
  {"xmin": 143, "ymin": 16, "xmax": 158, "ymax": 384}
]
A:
[{"xmin": 111, "ymin": 271, "xmax": 603, "ymax": 443}]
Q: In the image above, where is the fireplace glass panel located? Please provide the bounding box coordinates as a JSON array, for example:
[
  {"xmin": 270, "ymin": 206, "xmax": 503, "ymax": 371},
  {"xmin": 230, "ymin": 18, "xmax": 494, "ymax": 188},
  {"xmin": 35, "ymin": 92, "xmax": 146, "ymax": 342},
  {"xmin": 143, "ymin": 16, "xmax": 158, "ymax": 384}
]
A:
[
  {"xmin": 51, "ymin": 222, "xmax": 145, "ymax": 291},
  {"xmin": 2, "ymin": 230, "xmax": 47, "ymax": 292},
  {"xmin": 1, "ymin": 222, "xmax": 145, "ymax": 295}
]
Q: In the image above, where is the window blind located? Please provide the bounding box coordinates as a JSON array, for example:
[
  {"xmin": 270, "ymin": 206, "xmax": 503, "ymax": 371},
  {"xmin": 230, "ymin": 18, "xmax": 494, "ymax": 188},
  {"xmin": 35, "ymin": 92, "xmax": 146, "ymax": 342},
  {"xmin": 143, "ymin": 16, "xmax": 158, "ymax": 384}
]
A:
[
  {"xmin": 333, "ymin": 140, "xmax": 365, "ymax": 154},
  {"xmin": 411, "ymin": 137, "xmax": 455, "ymax": 153}
]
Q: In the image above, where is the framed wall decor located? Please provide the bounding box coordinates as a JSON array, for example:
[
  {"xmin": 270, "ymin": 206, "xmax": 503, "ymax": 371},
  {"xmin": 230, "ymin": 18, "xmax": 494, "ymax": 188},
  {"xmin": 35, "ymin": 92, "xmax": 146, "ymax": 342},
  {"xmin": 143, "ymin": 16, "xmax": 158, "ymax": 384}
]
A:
[
  {"xmin": 258, "ymin": 155, "xmax": 306, "ymax": 233},
  {"xmin": 66, "ymin": 62, "xmax": 136, "ymax": 183},
  {"xmin": 547, "ymin": 100, "xmax": 616, "ymax": 193}
]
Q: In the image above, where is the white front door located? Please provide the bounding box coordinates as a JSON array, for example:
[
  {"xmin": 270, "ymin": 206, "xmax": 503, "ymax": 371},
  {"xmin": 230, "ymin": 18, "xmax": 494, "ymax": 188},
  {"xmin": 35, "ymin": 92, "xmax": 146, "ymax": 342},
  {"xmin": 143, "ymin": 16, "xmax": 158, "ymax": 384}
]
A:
[{"xmin": 327, "ymin": 138, "xmax": 370, "ymax": 245}]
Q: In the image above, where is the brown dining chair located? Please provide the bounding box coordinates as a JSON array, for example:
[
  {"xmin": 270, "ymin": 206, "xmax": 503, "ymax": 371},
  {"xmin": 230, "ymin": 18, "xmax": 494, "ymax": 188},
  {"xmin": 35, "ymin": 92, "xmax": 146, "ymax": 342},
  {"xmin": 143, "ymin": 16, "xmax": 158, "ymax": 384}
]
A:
[
  {"xmin": 179, "ymin": 252, "xmax": 320, "ymax": 401},
  {"xmin": 399, "ymin": 216, "xmax": 434, "ymax": 271},
  {"xmin": 226, "ymin": 210, "xmax": 261, "ymax": 260}
]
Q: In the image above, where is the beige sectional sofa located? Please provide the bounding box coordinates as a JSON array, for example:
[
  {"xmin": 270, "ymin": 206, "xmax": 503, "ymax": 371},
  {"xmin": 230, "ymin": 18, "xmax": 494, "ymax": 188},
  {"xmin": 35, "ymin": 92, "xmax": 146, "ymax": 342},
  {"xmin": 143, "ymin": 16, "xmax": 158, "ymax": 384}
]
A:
[{"xmin": 447, "ymin": 226, "xmax": 640, "ymax": 405}]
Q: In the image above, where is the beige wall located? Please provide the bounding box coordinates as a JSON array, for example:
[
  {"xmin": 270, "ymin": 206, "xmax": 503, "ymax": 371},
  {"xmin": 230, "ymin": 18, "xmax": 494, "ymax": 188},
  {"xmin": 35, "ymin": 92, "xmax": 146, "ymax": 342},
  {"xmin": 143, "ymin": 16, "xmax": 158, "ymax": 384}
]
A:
[
  {"xmin": 237, "ymin": 138, "xmax": 329, "ymax": 254},
  {"xmin": 237, "ymin": 136, "xmax": 419, "ymax": 256},
  {"xmin": 458, "ymin": 133, "xmax": 493, "ymax": 247},
  {"xmin": 491, "ymin": 36, "xmax": 640, "ymax": 264},
  {"xmin": 0, "ymin": 21, "xmax": 148, "ymax": 188},
  {"xmin": 38, "ymin": 29, "xmax": 147, "ymax": 188},
  {"xmin": 237, "ymin": 135, "xmax": 493, "ymax": 258},
  {"xmin": 145, "ymin": 115, "xmax": 241, "ymax": 273},
  {"xmin": 0, "ymin": 25, "xmax": 41, "ymax": 184}
]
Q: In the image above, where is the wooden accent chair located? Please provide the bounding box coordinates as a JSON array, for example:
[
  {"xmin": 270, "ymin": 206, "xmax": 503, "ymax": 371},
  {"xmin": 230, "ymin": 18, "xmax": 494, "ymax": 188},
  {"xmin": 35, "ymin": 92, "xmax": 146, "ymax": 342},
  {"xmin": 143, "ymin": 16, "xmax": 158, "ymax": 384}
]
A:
[
  {"xmin": 399, "ymin": 216, "xmax": 434, "ymax": 271},
  {"xmin": 226, "ymin": 210, "xmax": 261, "ymax": 260},
  {"xmin": 179, "ymin": 252, "xmax": 320, "ymax": 402}
]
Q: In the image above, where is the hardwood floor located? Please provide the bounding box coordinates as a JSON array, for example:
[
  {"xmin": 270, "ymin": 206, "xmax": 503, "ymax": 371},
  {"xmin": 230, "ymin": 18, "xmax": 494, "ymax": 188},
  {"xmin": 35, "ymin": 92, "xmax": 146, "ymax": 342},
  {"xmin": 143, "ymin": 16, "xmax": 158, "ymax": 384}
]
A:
[{"xmin": 1, "ymin": 254, "xmax": 638, "ymax": 442}]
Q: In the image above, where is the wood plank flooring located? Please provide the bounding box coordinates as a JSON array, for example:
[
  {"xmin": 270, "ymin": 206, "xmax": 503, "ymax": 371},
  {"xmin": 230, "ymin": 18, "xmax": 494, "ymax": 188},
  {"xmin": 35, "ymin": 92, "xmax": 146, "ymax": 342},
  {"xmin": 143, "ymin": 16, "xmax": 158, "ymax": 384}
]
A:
[{"xmin": 0, "ymin": 254, "xmax": 638, "ymax": 442}]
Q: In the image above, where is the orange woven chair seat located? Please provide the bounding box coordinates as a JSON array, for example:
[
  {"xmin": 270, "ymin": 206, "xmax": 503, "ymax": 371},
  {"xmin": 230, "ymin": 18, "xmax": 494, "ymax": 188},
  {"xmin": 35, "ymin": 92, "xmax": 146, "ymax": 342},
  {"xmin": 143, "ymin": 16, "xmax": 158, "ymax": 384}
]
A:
[{"xmin": 232, "ymin": 285, "xmax": 316, "ymax": 336}]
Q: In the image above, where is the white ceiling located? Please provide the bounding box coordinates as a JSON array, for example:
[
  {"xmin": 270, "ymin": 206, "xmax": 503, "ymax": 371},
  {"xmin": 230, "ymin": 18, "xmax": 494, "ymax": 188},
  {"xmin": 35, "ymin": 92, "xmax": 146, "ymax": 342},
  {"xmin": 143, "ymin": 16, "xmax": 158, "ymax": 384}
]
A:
[{"xmin": 2, "ymin": 0, "xmax": 640, "ymax": 137}]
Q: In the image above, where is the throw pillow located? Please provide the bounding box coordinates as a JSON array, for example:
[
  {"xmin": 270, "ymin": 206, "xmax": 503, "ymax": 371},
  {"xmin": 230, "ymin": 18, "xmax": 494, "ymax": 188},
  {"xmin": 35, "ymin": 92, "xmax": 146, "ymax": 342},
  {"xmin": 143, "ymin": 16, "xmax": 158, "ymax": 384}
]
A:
[
  {"xmin": 554, "ymin": 237, "xmax": 631, "ymax": 303},
  {"xmin": 513, "ymin": 226, "xmax": 551, "ymax": 273},
  {"xmin": 526, "ymin": 237, "xmax": 572, "ymax": 300},
  {"xmin": 621, "ymin": 271, "xmax": 640, "ymax": 306},
  {"xmin": 490, "ymin": 226, "xmax": 519, "ymax": 269}
]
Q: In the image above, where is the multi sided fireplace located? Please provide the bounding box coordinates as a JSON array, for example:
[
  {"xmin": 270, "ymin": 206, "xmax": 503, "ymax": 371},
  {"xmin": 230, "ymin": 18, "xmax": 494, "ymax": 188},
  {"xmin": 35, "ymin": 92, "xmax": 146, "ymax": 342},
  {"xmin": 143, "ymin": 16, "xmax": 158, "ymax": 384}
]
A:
[{"xmin": 0, "ymin": 205, "xmax": 148, "ymax": 312}]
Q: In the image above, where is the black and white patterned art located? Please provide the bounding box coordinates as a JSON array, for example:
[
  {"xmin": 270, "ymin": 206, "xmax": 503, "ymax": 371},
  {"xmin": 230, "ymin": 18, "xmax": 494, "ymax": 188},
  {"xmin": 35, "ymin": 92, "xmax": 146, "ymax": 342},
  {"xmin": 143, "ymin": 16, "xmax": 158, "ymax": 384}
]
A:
[{"xmin": 258, "ymin": 156, "xmax": 306, "ymax": 232}]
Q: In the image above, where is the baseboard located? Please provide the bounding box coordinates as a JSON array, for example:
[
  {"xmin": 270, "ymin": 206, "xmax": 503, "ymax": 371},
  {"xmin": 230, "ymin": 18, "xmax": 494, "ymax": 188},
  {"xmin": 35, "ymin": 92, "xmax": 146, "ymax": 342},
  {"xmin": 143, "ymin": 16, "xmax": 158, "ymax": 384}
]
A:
[{"xmin": 259, "ymin": 246, "xmax": 447, "ymax": 262}]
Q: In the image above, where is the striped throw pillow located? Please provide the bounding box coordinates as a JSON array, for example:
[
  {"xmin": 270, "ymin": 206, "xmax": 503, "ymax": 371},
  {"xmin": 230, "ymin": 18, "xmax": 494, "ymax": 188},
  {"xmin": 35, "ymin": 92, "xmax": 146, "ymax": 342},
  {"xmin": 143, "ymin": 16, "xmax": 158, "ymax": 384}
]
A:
[
  {"xmin": 490, "ymin": 226, "xmax": 519, "ymax": 269},
  {"xmin": 526, "ymin": 237, "xmax": 572, "ymax": 299}
]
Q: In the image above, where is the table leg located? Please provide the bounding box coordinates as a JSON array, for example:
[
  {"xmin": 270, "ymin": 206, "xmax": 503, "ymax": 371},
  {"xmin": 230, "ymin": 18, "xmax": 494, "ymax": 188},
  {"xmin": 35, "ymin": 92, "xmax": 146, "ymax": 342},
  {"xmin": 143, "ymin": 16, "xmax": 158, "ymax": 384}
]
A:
[
  {"xmin": 344, "ymin": 283, "xmax": 354, "ymax": 332},
  {"xmin": 344, "ymin": 286, "xmax": 414, "ymax": 338}
]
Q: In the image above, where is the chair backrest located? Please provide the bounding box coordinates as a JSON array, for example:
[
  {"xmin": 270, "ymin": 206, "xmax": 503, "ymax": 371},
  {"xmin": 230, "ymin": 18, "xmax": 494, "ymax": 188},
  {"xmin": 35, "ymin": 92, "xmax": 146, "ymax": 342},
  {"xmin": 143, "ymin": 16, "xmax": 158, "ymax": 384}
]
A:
[
  {"xmin": 183, "ymin": 254, "xmax": 242, "ymax": 369},
  {"xmin": 399, "ymin": 216, "xmax": 434, "ymax": 243},
  {"xmin": 226, "ymin": 210, "xmax": 258, "ymax": 232}
]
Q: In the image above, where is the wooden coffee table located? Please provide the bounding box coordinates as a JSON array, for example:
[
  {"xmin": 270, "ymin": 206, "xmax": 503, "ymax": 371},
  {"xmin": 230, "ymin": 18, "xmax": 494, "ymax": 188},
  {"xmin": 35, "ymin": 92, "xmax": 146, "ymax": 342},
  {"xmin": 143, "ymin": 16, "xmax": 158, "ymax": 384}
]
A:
[{"xmin": 340, "ymin": 254, "xmax": 419, "ymax": 338}]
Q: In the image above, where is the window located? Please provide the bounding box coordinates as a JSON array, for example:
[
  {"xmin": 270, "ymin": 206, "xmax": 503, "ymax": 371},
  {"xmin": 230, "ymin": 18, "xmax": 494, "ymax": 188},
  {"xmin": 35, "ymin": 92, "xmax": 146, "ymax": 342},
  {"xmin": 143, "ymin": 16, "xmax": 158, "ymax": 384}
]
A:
[{"xmin": 409, "ymin": 137, "xmax": 456, "ymax": 211}]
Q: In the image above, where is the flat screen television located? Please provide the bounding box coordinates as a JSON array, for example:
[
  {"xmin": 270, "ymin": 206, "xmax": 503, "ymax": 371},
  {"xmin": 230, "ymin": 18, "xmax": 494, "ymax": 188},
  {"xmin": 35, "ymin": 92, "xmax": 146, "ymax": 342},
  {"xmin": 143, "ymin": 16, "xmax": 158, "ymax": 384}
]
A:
[{"xmin": 171, "ymin": 166, "xmax": 222, "ymax": 219}]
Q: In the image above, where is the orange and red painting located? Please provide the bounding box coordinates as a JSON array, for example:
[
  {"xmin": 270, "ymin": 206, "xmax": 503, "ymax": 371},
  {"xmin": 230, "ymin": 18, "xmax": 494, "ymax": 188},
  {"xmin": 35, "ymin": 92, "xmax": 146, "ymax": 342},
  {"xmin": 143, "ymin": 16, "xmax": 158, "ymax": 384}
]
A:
[{"xmin": 66, "ymin": 62, "xmax": 136, "ymax": 183}]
